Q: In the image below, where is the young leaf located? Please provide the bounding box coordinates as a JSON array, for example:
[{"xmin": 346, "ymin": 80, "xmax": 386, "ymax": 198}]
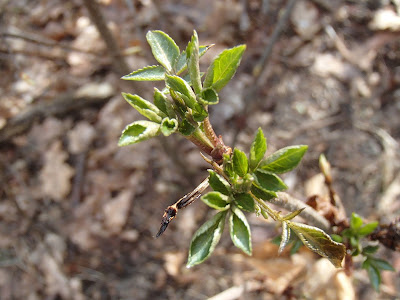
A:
[
  {"xmin": 201, "ymin": 191, "xmax": 230, "ymax": 211},
  {"xmin": 176, "ymin": 45, "xmax": 213, "ymax": 75},
  {"xmin": 287, "ymin": 221, "xmax": 346, "ymax": 268},
  {"xmin": 229, "ymin": 206, "xmax": 252, "ymax": 255},
  {"xmin": 254, "ymin": 170, "xmax": 288, "ymax": 192},
  {"xmin": 363, "ymin": 260, "xmax": 381, "ymax": 292},
  {"xmin": 186, "ymin": 30, "xmax": 202, "ymax": 94},
  {"xmin": 233, "ymin": 193, "xmax": 256, "ymax": 212},
  {"xmin": 350, "ymin": 212, "xmax": 363, "ymax": 230},
  {"xmin": 282, "ymin": 208, "xmax": 305, "ymax": 221},
  {"xmin": 208, "ymin": 170, "xmax": 231, "ymax": 195},
  {"xmin": 187, "ymin": 211, "xmax": 227, "ymax": 267},
  {"xmin": 146, "ymin": 31, "xmax": 179, "ymax": 72},
  {"xmin": 122, "ymin": 65, "xmax": 165, "ymax": 81},
  {"xmin": 203, "ymin": 45, "xmax": 246, "ymax": 92},
  {"xmin": 192, "ymin": 103, "xmax": 208, "ymax": 122},
  {"xmin": 165, "ymin": 75, "xmax": 197, "ymax": 108},
  {"xmin": 160, "ymin": 118, "xmax": 178, "ymax": 136},
  {"xmin": 154, "ymin": 88, "xmax": 175, "ymax": 118},
  {"xmin": 179, "ymin": 119, "xmax": 196, "ymax": 136},
  {"xmin": 249, "ymin": 128, "xmax": 267, "ymax": 171},
  {"xmin": 250, "ymin": 185, "xmax": 276, "ymax": 201},
  {"xmin": 358, "ymin": 221, "xmax": 379, "ymax": 236},
  {"xmin": 122, "ymin": 93, "xmax": 164, "ymax": 123},
  {"xmin": 259, "ymin": 145, "xmax": 308, "ymax": 174},
  {"xmin": 118, "ymin": 121, "xmax": 160, "ymax": 146},
  {"xmin": 279, "ymin": 221, "xmax": 291, "ymax": 253},
  {"xmin": 199, "ymin": 87, "xmax": 219, "ymax": 105},
  {"xmin": 232, "ymin": 148, "xmax": 249, "ymax": 177},
  {"xmin": 369, "ymin": 258, "xmax": 395, "ymax": 271}
]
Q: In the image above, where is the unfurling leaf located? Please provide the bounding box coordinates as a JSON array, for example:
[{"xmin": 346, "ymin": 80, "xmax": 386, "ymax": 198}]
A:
[
  {"xmin": 176, "ymin": 45, "xmax": 212, "ymax": 75},
  {"xmin": 208, "ymin": 170, "xmax": 231, "ymax": 195},
  {"xmin": 186, "ymin": 30, "xmax": 202, "ymax": 94},
  {"xmin": 154, "ymin": 88, "xmax": 175, "ymax": 118},
  {"xmin": 233, "ymin": 193, "xmax": 256, "ymax": 212},
  {"xmin": 122, "ymin": 65, "xmax": 165, "ymax": 81},
  {"xmin": 259, "ymin": 145, "xmax": 308, "ymax": 174},
  {"xmin": 249, "ymin": 128, "xmax": 267, "ymax": 171},
  {"xmin": 232, "ymin": 148, "xmax": 249, "ymax": 177},
  {"xmin": 201, "ymin": 192, "xmax": 230, "ymax": 211},
  {"xmin": 199, "ymin": 87, "xmax": 219, "ymax": 105},
  {"xmin": 160, "ymin": 118, "xmax": 178, "ymax": 136},
  {"xmin": 146, "ymin": 31, "xmax": 179, "ymax": 72},
  {"xmin": 165, "ymin": 75, "xmax": 197, "ymax": 107},
  {"xmin": 203, "ymin": 45, "xmax": 246, "ymax": 92},
  {"xmin": 118, "ymin": 121, "xmax": 160, "ymax": 146},
  {"xmin": 279, "ymin": 221, "xmax": 291, "ymax": 253},
  {"xmin": 187, "ymin": 211, "xmax": 227, "ymax": 267},
  {"xmin": 254, "ymin": 170, "xmax": 288, "ymax": 192},
  {"xmin": 287, "ymin": 221, "xmax": 346, "ymax": 268},
  {"xmin": 229, "ymin": 206, "xmax": 252, "ymax": 255},
  {"xmin": 122, "ymin": 93, "xmax": 164, "ymax": 123}
]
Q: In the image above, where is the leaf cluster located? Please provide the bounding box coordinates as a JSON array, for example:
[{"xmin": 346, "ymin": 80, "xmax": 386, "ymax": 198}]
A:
[
  {"xmin": 333, "ymin": 213, "xmax": 395, "ymax": 291},
  {"xmin": 189, "ymin": 129, "xmax": 345, "ymax": 268},
  {"xmin": 119, "ymin": 30, "xmax": 346, "ymax": 271},
  {"xmin": 119, "ymin": 30, "xmax": 245, "ymax": 145}
]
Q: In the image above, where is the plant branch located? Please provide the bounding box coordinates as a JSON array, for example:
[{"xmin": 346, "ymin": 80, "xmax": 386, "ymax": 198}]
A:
[{"xmin": 273, "ymin": 192, "xmax": 331, "ymax": 232}]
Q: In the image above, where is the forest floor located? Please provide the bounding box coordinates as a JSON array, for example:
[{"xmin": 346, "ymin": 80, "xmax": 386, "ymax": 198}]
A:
[{"xmin": 0, "ymin": 0, "xmax": 399, "ymax": 299}]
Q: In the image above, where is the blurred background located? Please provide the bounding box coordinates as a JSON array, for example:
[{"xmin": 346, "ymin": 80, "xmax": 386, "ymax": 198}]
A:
[{"xmin": 0, "ymin": 0, "xmax": 399, "ymax": 299}]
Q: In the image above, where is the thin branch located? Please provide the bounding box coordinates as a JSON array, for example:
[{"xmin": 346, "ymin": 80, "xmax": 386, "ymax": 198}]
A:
[
  {"xmin": 274, "ymin": 192, "xmax": 331, "ymax": 232},
  {"xmin": 82, "ymin": 0, "xmax": 130, "ymax": 75}
]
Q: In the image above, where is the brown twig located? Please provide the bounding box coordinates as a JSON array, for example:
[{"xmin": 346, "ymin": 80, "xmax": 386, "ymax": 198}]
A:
[{"xmin": 82, "ymin": 0, "xmax": 130, "ymax": 75}]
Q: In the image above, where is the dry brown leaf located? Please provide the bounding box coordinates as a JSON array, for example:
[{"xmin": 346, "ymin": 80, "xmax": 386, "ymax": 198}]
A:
[
  {"xmin": 291, "ymin": 1, "xmax": 321, "ymax": 40},
  {"xmin": 67, "ymin": 121, "xmax": 96, "ymax": 154},
  {"xmin": 39, "ymin": 140, "xmax": 75, "ymax": 201}
]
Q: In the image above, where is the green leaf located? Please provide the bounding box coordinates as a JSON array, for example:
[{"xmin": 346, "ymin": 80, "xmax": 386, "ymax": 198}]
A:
[
  {"xmin": 233, "ymin": 193, "xmax": 256, "ymax": 212},
  {"xmin": 154, "ymin": 88, "xmax": 175, "ymax": 118},
  {"xmin": 199, "ymin": 87, "xmax": 219, "ymax": 105},
  {"xmin": 331, "ymin": 234, "xmax": 343, "ymax": 243},
  {"xmin": 118, "ymin": 121, "xmax": 160, "ymax": 146},
  {"xmin": 229, "ymin": 206, "xmax": 252, "ymax": 255},
  {"xmin": 203, "ymin": 45, "xmax": 246, "ymax": 92},
  {"xmin": 160, "ymin": 118, "xmax": 178, "ymax": 136},
  {"xmin": 179, "ymin": 119, "xmax": 196, "ymax": 136},
  {"xmin": 254, "ymin": 170, "xmax": 288, "ymax": 192},
  {"xmin": 369, "ymin": 258, "xmax": 395, "ymax": 271},
  {"xmin": 122, "ymin": 93, "xmax": 164, "ymax": 123},
  {"xmin": 192, "ymin": 103, "xmax": 208, "ymax": 122},
  {"xmin": 201, "ymin": 192, "xmax": 230, "ymax": 211},
  {"xmin": 363, "ymin": 260, "xmax": 381, "ymax": 292},
  {"xmin": 362, "ymin": 245, "xmax": 379, "ymax": 255},
  {"xmin": 250, "ymin": 185, "xmax": 276, "ymax": 201},
  {"xmin": 249, "ymin": 128, "xmax": 267, "ymax": 171},
  {"xmin": 232, "ymin": 148, "xmax": 249, "ymax": 177},
  {"xmin": 187, "ymin": 211, "xmax": 227, "ymax": 267},
  {"xmin": 186, "ymin": 30, "xmax": 202, "ymax": 94},
  {"xmin": 176, "ymin": 45, "xmax": 212, "ymax": 75},
  {"xmin": 121, "ymin": 65, "xmax": 165, "ymax": 81},
  {"xmin": 358, "ymin": 221, "xmax": 379, "ymax": 236},
  {"xmin": 350, "ymin": 213, "xmax": 363, "ymax": 230},
  {"xmin": 208, "ymin": 170, "xmax": 231, "ymax": 195},
  {"xmin": 287, "ymin": 221, "xmax": 346, "ymax": 268},
  {"xmin": 282, "ymin": 208, "xmax": 305, "ymax": 221},
  {"xmin": 259, "ymin": 145, "xmax": 308, "ymax": 174},
  {"xmin": 165, "ymin": 75, "xmax": 197, "ymax": 108},
  {"xmin": 279, "ymin": 221, "xmax": 291, "ymax": 253},
  {"xmin": 146, "ymin": 30, "xmax": 179, "ymax": 72}
]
